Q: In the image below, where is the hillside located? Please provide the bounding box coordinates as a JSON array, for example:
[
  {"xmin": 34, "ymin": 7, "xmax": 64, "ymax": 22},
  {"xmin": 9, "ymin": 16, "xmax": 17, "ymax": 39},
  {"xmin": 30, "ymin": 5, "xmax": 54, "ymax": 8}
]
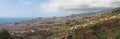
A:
[
  {"xmin": 0, "ymin": 7, "xmax": 120, "ymax": 39},
  {"xmin": 72, "ymin": 13, "xmax": 120, "ymax": 39},
  {"xmin": 52, "ymin": 9, "xmax": 120, "ymax": 39}
]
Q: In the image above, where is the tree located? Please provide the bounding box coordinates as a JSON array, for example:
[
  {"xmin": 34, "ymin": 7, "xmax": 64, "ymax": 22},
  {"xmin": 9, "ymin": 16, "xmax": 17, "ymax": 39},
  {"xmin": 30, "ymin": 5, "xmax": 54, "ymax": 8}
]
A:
[{"xmin": 0, "ymin": 29, "xmax": 12, "ymax": 39}]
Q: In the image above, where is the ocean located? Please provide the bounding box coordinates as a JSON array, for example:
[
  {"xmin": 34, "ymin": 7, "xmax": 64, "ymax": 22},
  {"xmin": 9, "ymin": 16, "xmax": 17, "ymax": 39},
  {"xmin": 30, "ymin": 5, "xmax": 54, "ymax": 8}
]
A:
[{"xmin": 0, "ymin": 18, "xmax": 33, "ymax": 26}]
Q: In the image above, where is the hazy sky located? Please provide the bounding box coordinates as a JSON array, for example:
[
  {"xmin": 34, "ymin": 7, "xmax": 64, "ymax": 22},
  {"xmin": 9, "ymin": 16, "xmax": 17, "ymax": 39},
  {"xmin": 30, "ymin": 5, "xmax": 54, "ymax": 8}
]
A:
[{"xmin": 0, "ymin": 0, "xmax": 120, "ymax": 18}]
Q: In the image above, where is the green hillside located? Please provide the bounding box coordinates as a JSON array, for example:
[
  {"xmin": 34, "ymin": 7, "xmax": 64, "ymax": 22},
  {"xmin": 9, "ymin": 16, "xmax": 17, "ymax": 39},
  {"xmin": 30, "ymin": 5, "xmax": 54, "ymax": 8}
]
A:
[
  {"xmin": 72, "ymin": 12, "xmax": 120, "ymax": 39},
  {"xmin": 51, "ymin": 9, "xmax": 120, "ymax": 39},
  {"xmin": 0, "ymin": 30, "xmax": 12, "ymax": 39}
]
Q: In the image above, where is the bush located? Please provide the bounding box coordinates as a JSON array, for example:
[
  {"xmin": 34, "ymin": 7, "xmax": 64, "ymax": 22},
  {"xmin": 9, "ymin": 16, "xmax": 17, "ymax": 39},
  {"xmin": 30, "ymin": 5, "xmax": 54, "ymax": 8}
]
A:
[{"xmin": 115, "ymin": 32, "xmax": 120, "ymax": 39}]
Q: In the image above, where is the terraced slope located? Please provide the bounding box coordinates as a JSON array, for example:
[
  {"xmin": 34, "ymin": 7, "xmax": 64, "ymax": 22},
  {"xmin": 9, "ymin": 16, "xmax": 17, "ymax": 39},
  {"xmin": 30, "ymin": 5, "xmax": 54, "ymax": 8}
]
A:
[{"xmin": 52, "ymin": 9, "xmax": 120, "ymax": 39}]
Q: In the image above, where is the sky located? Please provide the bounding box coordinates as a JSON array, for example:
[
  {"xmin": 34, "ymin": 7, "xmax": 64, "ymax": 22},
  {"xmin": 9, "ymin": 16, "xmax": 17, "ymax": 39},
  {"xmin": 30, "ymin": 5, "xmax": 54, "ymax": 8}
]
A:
[{"xmin": 0, "ymin": 0, "xmax": 120, "ymax": 18}]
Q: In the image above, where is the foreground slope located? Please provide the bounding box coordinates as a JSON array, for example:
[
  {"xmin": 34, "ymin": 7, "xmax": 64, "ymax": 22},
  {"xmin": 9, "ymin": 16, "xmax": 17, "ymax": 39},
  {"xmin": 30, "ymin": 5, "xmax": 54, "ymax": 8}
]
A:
[{"xmin": 53, "ymin": 8, "xmax": 120, "ymax": 39}]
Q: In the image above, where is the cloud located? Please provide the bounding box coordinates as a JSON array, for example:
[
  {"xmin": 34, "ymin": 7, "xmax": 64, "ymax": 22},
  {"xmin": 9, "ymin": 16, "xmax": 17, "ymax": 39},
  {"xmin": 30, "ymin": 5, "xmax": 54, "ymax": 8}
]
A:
[
  {"xmin": 19, "ymin": 0, "xmax": 23, "ymax": 2},
  {"xmin": 23, "ymin": 1, "xmax": 32, "ymax": 5},
  {"xmin": 39, "ymin": 0, "xmax": 120, "ymax": 14},
  {"xmin": 19, "ymin": 0, "xmax": 32, "ymax": 5}
]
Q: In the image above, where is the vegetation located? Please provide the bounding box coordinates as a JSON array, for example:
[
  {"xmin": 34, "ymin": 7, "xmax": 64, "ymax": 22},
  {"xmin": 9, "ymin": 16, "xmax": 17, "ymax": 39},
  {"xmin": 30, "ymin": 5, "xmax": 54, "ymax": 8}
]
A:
[{"xmin": 0, "ymin": 30, "xmax": 12, "ymax": 39}]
